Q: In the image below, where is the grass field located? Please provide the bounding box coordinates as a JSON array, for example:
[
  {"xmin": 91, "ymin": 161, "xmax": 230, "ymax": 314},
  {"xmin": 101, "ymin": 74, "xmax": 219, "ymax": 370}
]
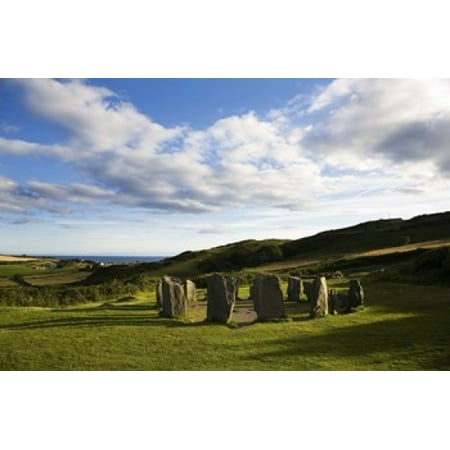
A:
[
  {"xmin": 0, "ymin": 278, "xmax": 448, "ymax": 370},
  {"xmin": 0, "ymin": 264, "xmax": 52, "ymax": 277},
  {"xmin": 24, "ymin": 270, "xmax": 91, "ymax": 286},
  {"xmin": 0, "ymin": 260, "xmax": 92, "ymax": 288}
]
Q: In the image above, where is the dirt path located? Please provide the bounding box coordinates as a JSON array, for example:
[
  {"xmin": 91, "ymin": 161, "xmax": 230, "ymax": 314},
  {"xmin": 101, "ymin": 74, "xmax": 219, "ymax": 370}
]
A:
[
  {"xmin": 189, "ymin": 300, "xmax": 258, "ymax": 326},
  {"xmin": 232, "ymin": 304, "xmax": 258, "ymax": 326}
]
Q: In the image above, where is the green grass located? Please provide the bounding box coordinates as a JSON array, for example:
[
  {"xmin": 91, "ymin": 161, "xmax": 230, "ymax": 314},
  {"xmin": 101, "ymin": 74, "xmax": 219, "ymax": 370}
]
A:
[
  {"xmin": 0, "ymin": 259, "xmax": 93, "ymax": 291},
  {"xmin": 0, "ymin": 264, "xmax": 50, "ymax": 277},
  {"xmin": 0, "ymin": 279, "xmax": 448, "ymax": 370},
  {"xmin": 24, "ymin": 270, "xmax": 91, "ymax": 286}
]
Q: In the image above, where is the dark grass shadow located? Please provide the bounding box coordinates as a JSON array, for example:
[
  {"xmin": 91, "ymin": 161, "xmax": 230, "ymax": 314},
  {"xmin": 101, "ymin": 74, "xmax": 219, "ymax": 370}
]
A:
[
  {"xmin": 52, "ymin": 303, "xmax": 154, "ymax": 313},
  {"xmin": 1, "ymin": 309, "xmax": 225, "ymax": 331},
  {"xmin": 0, "ymin": 314, "xmax": 185, "ymax": 330},
  {"xmin": 242, "ymin": 314, "xmax": 450, "ymax": 370}
]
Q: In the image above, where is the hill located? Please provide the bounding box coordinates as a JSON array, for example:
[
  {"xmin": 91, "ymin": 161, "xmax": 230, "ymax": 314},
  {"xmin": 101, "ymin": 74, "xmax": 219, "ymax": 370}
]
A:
[
  {"xmin": 80, "ymin": 211, "xmax": 450, "ymax": 284},
  {"xmin": 281, "ymin": 211, "xmax": 450, "ymax": 257},
  {"xmin": 81, "ymin": 238, "xmax": 288, "ymax": 284}
]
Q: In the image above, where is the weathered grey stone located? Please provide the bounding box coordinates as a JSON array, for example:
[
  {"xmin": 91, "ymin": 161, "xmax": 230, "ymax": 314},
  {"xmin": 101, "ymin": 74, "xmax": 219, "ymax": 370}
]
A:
[
  {"xmin": 304, "ymin": 281, "xmax": 314, "ymax": 302},
  {"xmin": 287, "ymin": 276, "xmax": 304, "ymax": 302},
  {"xmin": 348, "ymin": 279, "xmax": 364, "ymax": 308},
  {"xmin": 252, "ymin": 275, "xmax": 285, "ymax": 320},
  {"xmin": 226, "ymin": 277, "xmax": 240, "ymax": 303},
  {"xmin": 156, "ymin": 281, "xmax": 163, "ymax": 310},
  {"xmin": 328, "ymin": 289, "xmax": 351, "ymax": 315},
  {"xmin": 309, "ymin": 276, "xmax": 328, "ymax": 318},
  {"xmin": 184, "ymin": 279, "xmax": 196, "ymax": 303},
  {"xmin": 206, "ymin": 274, "xmax": 239, "ymax": 323},
  {"xmin": 161, "ymin": 276, "xmax": 187, "ymax": 318}
]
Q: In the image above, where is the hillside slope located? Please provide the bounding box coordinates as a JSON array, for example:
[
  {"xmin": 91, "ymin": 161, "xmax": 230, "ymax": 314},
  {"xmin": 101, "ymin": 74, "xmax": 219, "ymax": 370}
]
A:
[
  {"xmin": 82, "ymin": 211, "xmax": 450, "ymax": 282},
  {"xmin": 281, "ymin": 211, "xmax": 450, "ymax": 257}
]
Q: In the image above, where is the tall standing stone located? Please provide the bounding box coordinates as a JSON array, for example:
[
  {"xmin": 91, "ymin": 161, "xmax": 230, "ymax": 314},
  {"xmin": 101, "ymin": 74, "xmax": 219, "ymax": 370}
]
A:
[
  {"xmin": 184, "ymin": 279, "xmax": 196, "ymax": 303},
  {"xmin": 348, "ymin": 279, "xmax": 364, "ymax": 307},
  {"xmin": 309, "ymin": 276, "xmax": 328, "ymax": 318},
  {"xmin": 206, "ymin": 274, "xmax": 238, "ymax": 323},
  {"xmin": 252, "ymin": 275, "xmax": 285, "ymax": 320},
  {"xmin": 287, "ymin": 276, "xmax": 303, "ymax": 302},
  {"xmin": 160, "ymin": 276, "xmax": 187, "ymax": 318},
  {"xmin": 156, "ymin": 281, "xmax": 163, "ymax": 310}
]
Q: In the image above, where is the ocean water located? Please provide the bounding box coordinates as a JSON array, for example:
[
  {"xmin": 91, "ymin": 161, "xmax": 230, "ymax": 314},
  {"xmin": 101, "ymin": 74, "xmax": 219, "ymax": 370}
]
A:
[{"xmin": 49, "ymin": 255, "xmax": 168, "ymax": 264}]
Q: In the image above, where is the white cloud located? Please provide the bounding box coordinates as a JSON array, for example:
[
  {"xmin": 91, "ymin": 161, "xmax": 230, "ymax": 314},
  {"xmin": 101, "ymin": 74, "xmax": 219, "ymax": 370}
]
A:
[
  {"xmin": 0, "ymin": 121, "xmax": 20, "ymax": 133},
  {"xmin": 3, "ymin": 80, "xmax": 327, "ymax": 214},
  {"xmin": 0, "ymin": 175, "xmax": 17, "ymax": 192},
  {"xmin": 0, "ymin": 137, "xmax": 73, "ymax": 160},
  {"xmin": 304, "ymin": 78, "xmax": 450, "ymax": 175},
  {"xmin": 15, "ymin": 79, "xmax": 183, "ymax": 152},
  {"xmin": 0, "ymin": 175, "xmax": 48, "ymax": 213},
  {"xmin": 197, "ymin": 225, "xmax": 230, "ymax": 234},
  {"xmin": 3, "ymin": 78, "xmax": 450, "ymax": 228},
  {"xmin": 26, "ymin": 181, "xmax": 115, "ymax": 204}
]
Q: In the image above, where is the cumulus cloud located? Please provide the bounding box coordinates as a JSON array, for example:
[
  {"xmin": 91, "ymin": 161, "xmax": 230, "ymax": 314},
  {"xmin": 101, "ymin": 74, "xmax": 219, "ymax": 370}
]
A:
[
  {"xmin": 3, "ymin": 78, "xmax": 450, "ymax": 222},
  {"xmin": 304, "ymin": 78, "xmax": 450, "ymax": 175},
  {"xmin": 2, "ymin": 79, "xmax": 327, "ymax": 214},
  {"xmin": 14, "ymin": 79, "xmax": 183, "ymax": 153}
]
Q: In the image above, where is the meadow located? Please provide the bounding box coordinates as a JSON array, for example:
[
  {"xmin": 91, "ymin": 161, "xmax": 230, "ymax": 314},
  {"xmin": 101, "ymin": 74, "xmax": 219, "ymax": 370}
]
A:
[
  {"xmin": 0, "ymin": 277, "xmax": 448, "ymax": 370},
  {"xmin": 1, "ymin": 212, "xmax": 449, "ymax": 370}
]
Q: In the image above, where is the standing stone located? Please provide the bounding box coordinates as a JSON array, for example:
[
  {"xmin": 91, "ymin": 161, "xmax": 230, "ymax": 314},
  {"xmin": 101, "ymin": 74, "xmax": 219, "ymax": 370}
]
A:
[
  {"xmin": 156, "ymin": 281, "xmax": 163, "ymax": 310},
  {"xmin": 348, "ymin": 279, "xmax": 364, "ymax": 308},
  {"xmin": 206, "ymin": 274, "xmax": 238, "ymax": 323},
  {"xmin": 252, "ymin": 275, "xmax": 285, "ymax": 321},
  {"xmin": 184, "ymin": 279, "xmax": 196, "ymax": 303},
  {"xmin": 160, "ymin": 276, "xmax": 187, "ymax": 318},
  {"xmin": 328, "ymin": 289, "xmax": 351, "ymax": 315},
  {"xmin": 304, "ymin": 281, "xmax": 314, "ymax": 302},
  {"xmin": 226, "ymin": 276, "xmax": 240, "ymax": 304},
  {"xmin": 309, "ymin": 276, "xmax": 328, "ymax": 318},
  {"xmin": 287, "ymin": 276, "xmax": 303, "ymax": 302}
]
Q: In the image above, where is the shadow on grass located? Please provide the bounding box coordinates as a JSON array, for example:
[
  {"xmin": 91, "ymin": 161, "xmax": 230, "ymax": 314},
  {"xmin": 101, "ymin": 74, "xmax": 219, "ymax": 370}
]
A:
[
  {"xmin": 0, "ymin": 301, "xmax": 213, "ymax": 330},
  {"xmin": 0, "ymin": 314, "xmax": 176, "ymax": 330},
  {"xmin": 243, "ymin": 314, "xmax": 450, "ymax": 370},
  {"xmin": 56, "ymin": 303, "xmax": 155, "ymax": 313}
]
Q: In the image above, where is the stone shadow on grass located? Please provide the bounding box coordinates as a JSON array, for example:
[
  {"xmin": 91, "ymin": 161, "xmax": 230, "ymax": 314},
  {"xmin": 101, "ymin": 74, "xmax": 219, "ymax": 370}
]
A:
[
  {"xmin": 0, "ymin": 315, "xmax": 177, "ymax": 330},
  {"xmin": 57, "ymin": 303, "xmax": 154, "ymax": 312}
]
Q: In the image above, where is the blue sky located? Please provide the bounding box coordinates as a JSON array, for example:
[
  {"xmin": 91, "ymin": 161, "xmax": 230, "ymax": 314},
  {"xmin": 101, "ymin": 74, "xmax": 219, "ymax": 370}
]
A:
[{"xmin": 1, "ymin": 78, "xmax": 450, "ymax": 256}]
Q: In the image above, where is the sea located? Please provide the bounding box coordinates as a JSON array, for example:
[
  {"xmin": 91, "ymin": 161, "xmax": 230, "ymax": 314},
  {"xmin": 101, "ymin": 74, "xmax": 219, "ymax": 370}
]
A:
[{"xmin": 45, "ymin": 255, "xmax": 168, "ymax": 264}]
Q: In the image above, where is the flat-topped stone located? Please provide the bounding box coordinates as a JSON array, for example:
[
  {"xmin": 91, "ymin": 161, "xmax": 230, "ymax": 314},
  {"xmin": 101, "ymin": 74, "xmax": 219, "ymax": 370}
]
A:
[
  {"xmin": 160, "ymin": 276, "xmax": 187, "ymax": 318},
  {"xmin": 287, "ymin": 276, "xmax": 303, "ymax": 302},
  {"xmin": 252, "ymin": 274, "xmax": 285, "ymax": 320},
  {"xmin": 206, "ymin": 274, "xmax": 239, "ymax": 323}
]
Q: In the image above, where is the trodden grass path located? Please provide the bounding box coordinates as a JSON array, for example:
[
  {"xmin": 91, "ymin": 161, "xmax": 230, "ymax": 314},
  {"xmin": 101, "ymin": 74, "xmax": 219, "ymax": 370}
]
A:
[{"xmin": 0, "ymin": 280, "xmax": 449, "ymax": 370}]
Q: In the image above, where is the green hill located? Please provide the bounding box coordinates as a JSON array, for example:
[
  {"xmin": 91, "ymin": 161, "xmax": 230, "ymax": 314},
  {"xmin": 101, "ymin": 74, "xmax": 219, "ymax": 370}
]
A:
[
  {"xmin": 81, "ymin": 211, "xmax": 450, "ymax": 284},
  {"xmin": 281, "ymin": 211, "xmax": 450, "ymax": 257},
  {"xmin": 81, "ymin": 238, "xmax": 288, "ymax": 284}
]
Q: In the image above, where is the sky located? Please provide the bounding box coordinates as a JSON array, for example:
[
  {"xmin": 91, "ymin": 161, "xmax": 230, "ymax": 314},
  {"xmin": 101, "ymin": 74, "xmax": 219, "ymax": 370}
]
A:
[{"xmin": 1, "ymin": 78, "xmax": 450, "ymax": 256}]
